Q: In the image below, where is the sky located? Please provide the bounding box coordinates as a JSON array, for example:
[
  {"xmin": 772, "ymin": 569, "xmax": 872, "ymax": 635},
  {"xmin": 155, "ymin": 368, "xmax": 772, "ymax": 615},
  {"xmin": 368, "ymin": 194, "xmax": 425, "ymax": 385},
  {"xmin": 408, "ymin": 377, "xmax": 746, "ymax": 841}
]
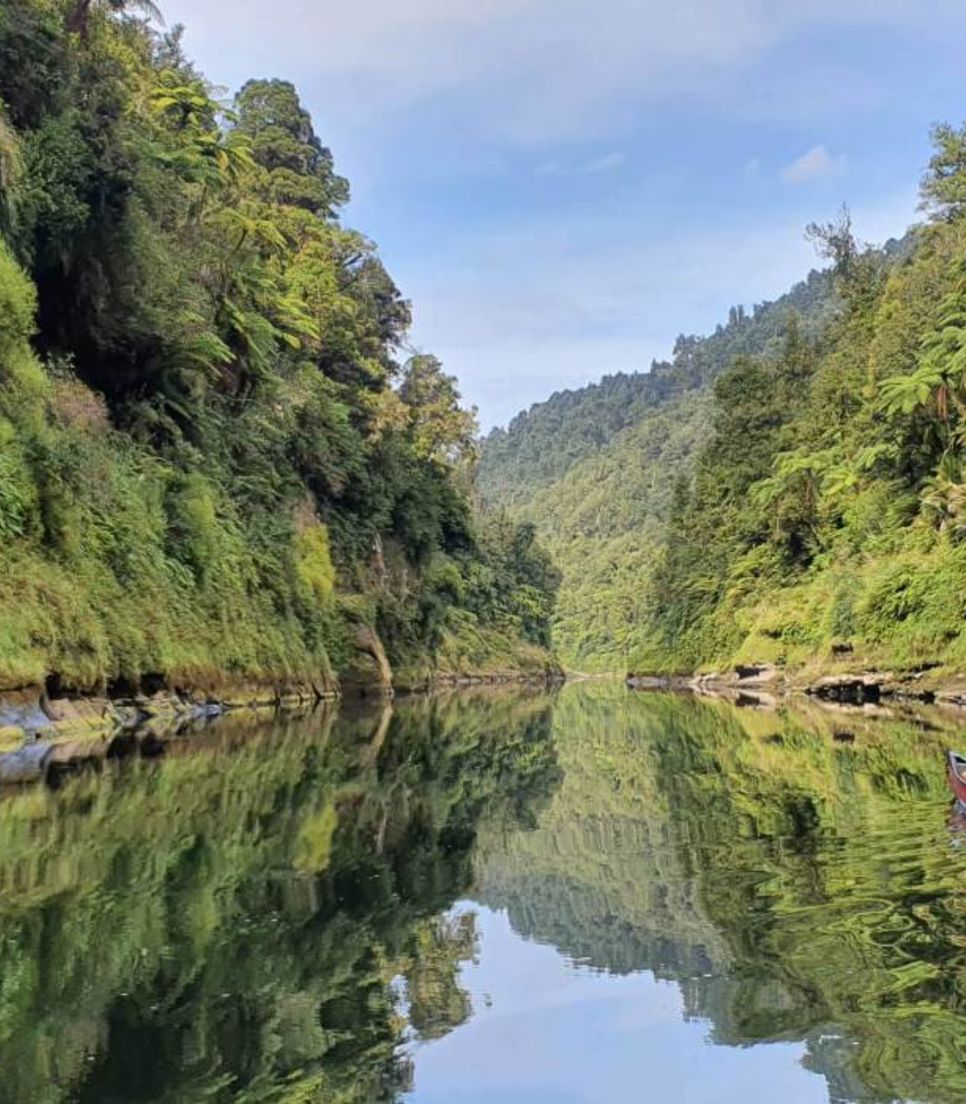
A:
[
  {"xmin": 405, "ymin": 905, "xmax": 828, "ymax": 1104},
  {"xmin": 159, "ymin": 1, "xmax": 966, "ymax": 428}
]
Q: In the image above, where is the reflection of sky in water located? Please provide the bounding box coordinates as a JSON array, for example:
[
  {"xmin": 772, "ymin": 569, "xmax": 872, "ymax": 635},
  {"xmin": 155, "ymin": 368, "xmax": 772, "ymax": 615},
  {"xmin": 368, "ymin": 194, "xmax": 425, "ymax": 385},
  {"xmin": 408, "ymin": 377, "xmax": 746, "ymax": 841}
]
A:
[{"xmin": 406, "ymin": 904, "xmax": 827, "ymax": 1104}]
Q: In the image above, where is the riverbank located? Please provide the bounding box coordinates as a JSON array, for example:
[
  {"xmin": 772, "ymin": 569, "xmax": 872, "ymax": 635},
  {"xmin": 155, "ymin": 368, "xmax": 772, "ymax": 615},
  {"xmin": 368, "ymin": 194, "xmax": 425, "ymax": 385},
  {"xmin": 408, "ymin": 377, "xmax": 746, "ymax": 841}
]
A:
[
  {"xmin": 0, "ymin": 661, "xmax": 565, "ymax": 786},
  {"xmin": 0, "ymin": 632, "xmax": 563, "ymax": 758},
  {"xmin": 627, "ymin": 659, "xmax": 966, "ymax": 709},
  {"xmin": 0, "ymin": 678, "xmax": 323, "ymax": 758}
]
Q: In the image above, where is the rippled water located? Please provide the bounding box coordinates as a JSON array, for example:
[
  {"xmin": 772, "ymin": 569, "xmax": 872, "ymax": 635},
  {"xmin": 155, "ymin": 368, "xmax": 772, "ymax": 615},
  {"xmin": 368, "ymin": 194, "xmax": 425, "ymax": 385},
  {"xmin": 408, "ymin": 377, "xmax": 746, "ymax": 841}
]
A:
[{"xmin": 1, "ymin": 684, "xmax": 964, "ymax": 1102}]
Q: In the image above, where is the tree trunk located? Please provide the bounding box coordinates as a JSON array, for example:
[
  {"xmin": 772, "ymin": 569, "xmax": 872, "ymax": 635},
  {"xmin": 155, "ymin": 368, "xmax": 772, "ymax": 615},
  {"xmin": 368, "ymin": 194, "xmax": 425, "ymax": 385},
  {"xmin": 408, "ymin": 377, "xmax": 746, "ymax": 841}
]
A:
[{"xmin": 68, "ymin": 0, "xmax": 93, "ymax": 37}]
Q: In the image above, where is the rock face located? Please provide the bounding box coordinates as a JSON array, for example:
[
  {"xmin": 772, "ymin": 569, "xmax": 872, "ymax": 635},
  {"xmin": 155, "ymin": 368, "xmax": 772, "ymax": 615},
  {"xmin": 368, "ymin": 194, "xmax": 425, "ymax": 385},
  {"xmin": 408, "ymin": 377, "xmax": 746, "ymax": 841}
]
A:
[
  {"xmin": 0, "ymin": 667, "xmax": 337, "ymax": 760},
  {"xmin": 626, "ymin": 657, "xmax": 966, "ymax": 713},
  {"xmin": 340, "ymin": 623, "xmax": 394, "ymax": 696},
  {"xmin": 43, "ymin": 696, "xmax": 119, "ymax": 733},
  {"xmin": 0, "ymin": 741, "xmax": 53, "ymax": 783},
  {"xmin": 807, "ymin": 675, "xmax": 883, "ymax": 704},
  {"xmin": 0, "ymin": 617, "xmax": 551, "ymax": 771},
  {"xmin": 0, "ymin": 691, "xmax": 53, "ymax": 745},
  {"xmin": 732, "ymin": 664, "xmax": 778, "ymax": 685},
  {"xmin": 625, "ymin": 675, "xmax": 688, "ymax": 691}
]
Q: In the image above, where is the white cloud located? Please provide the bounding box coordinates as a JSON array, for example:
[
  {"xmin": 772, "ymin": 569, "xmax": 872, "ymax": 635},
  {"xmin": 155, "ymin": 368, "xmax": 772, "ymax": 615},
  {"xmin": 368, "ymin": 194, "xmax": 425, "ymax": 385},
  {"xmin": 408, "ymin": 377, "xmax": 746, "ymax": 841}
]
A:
[
  {"xmin": 403, "ymin": 186, "xmax": 918, "ymax": 427},
  {"xmin": 162, "ymin": 0, "xmax": 966, "ymax": 149},
  {"xmin": 781, "ymin": 144, "xmax": 847, "ymax": 184}
]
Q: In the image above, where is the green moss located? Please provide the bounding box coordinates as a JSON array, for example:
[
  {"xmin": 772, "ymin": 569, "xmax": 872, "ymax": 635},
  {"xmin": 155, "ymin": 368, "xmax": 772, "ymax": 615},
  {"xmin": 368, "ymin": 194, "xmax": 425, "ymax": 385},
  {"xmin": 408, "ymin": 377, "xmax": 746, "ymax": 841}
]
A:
[{"xmin": 295, "ymin": 522, "xmax": 336, "ymax": 601}]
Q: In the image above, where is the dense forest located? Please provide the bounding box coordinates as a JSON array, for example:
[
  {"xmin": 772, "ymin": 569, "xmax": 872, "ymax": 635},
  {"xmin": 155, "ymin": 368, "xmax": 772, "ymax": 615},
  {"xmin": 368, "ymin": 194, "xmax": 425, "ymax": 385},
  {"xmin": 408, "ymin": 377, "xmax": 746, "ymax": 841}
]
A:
[
  {"xmin": 0, "ymin": 0, "xmax": 559, "ymax": 697},
  {"xmin": 479, "ymin": 263, "xmax": 843, "ymax": 669},
  {"xmin": 483, "ymin": 136, "xmax": 966, "ymax": 679},
  {"xmin": 11, "ymin": 3, "xmax": 966, "ymax": 694},
  {"xmin": 638, "ymin": 182, "xmax": 966, "ymax": 676}
]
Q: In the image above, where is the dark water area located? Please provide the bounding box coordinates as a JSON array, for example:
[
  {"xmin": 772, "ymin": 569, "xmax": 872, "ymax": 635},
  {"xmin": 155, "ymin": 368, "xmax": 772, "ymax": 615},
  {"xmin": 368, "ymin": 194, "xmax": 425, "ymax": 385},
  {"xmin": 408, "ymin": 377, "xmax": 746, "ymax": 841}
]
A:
[{"xmin": 2, "ymin": 685, "xmax": 966, "ymax": 1102}]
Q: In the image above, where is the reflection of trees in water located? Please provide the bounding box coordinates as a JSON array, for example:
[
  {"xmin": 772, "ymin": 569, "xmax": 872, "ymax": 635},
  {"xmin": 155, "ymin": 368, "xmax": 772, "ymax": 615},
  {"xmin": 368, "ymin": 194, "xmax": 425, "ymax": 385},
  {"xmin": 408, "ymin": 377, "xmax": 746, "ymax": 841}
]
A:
[
  {"xmin": 476, "ymin": 684, "xmax": 966, "ymax": 1104},
  {"xmin": 0, "ymin": 691, "xmax": 560, "ymax": 1104},
  {"xmin": 404, "ymin": 911, "xmax": 478, "ymax": 1041}
]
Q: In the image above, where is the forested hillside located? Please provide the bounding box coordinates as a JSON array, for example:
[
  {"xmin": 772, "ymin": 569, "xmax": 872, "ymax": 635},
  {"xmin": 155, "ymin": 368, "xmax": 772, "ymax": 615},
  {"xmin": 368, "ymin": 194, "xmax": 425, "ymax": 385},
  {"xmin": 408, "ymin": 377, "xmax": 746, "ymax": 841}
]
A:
[
  {"xmin": 480, "ymin": 268, "xmax": 837, "ymax": 510},
  {"xmin": 640, "ymin": 161, "xmax": 966, "ymax": 676},
  {"xmin": 0, "ymin": 0, "xmax": 559, "ymax": 695},
  {"xmin": 479, "ymin": 263, "xmax": 842, "ymax": 669},
  {"xmin": 485, "ymin": 122, "xmax": 966, "ymax": 680}
]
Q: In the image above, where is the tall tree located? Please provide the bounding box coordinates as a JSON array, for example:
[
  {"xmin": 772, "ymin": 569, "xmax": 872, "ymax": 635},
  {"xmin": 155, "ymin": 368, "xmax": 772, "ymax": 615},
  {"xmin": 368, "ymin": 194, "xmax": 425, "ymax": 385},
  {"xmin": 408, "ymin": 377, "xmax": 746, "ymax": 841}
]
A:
[
  {"xmin": 234, "ymin": 79, "xmax": 349, "ymax": 217},
  {"xmin": 400, "ymin": 354, "xmax": 479, "ymax": 466},
  {"xmin": 67, "ymin": 0, "xmax": 161, "ymax": 39}
]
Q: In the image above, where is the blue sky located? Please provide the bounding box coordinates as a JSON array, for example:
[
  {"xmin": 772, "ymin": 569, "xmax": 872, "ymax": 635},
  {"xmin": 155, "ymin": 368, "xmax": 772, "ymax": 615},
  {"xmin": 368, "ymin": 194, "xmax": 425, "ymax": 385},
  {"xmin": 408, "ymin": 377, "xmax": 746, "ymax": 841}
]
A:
[
  {"xmin": 161, "ymin": 1, "xmax": 966, "ymax": 427},
  {"xmin": 404, "ymin": 905, "xmax": 827, "ymax": 1103}
]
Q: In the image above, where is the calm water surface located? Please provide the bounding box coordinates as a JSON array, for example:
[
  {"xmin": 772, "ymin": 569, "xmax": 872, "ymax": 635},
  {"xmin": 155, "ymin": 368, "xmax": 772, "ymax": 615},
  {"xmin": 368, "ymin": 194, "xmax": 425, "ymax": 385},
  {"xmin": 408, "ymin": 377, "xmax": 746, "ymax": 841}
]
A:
[{"xmin": 2, "ymin": 684, "xmax": 965, "ymax": 1102}]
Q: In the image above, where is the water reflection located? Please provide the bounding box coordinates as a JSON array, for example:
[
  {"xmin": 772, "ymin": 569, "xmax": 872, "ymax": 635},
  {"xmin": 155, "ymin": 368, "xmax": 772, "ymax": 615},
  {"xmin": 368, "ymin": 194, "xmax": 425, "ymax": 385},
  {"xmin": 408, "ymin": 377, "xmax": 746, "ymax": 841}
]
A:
[
  {"xmin": 470, "ymin": 686, "xmax": 966, "ymax": 1104},
  {"xmin": 3, "ymin": 684, "xmax": 966, "ymax": 1102},
  {"xmin": 0, "ymin": 692, "xmax": 559, "ymax": 1104}
]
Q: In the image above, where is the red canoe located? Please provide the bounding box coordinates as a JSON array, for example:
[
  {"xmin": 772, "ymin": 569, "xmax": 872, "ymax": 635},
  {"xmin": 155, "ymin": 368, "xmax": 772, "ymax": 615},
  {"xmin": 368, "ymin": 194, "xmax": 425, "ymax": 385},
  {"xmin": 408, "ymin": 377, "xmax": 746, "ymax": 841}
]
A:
[{"xmin": 947, "ymin": 751, "xmax": 966, "ymax": 806}]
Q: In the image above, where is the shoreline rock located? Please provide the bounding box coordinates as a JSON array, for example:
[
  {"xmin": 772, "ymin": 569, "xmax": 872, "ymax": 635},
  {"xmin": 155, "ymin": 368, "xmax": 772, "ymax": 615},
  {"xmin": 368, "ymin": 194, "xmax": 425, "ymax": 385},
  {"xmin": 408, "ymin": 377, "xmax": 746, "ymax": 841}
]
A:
[
  {"xmin": 625, "ymin": 662, "xmax": 966, "ymax": 711},
  {"xmin": 0, "ymin": 658, "xmax": 565, "ymax": 773}
]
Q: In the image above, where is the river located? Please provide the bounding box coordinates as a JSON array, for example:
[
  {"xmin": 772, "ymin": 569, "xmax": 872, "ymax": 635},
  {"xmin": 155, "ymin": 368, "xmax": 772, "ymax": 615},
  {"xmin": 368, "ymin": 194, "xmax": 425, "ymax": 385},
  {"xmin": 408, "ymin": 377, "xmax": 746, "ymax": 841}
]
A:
[{"xmin": 1, "ymin": 683, "xmax": 964, "ymax": 1102}]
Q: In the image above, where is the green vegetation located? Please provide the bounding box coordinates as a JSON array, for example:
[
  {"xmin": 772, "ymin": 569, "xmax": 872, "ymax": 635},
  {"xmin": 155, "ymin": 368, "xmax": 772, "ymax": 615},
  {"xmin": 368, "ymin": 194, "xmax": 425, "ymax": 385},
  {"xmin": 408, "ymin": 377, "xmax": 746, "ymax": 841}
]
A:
[
  {"xmin": 476, "ymin": 683, "xmax": 966, "ymax": 1103},
  {"xmin": 0, "ymin": 690, "xmax": 560, "ymax": 1102},
  {"xmin": 0, "ymin": 1, "xmax": 558, "ymax": 693},
  {"xmin": 479, "ymin": 264, "xmax": 841, "ymax": 670},
  {"xmin": 638, "ymin": 175, "xmax": 966, "ymax": 676},
  {"xmin": 485, "ymin": 134, "xmax": 966, "ymax": 677}
]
